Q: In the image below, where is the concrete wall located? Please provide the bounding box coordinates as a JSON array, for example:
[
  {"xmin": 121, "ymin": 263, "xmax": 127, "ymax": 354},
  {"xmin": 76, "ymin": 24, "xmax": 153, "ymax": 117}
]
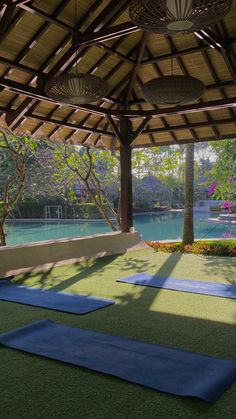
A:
[{"xmin": 0, "ymin": 231, "xmax": 147, "ymax": 277}]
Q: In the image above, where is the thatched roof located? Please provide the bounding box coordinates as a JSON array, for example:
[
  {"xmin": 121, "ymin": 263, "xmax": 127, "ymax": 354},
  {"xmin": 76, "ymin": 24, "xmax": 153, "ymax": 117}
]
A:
[{"xmin": 0, "ymin": 0, "xmax": 236, "ymax": 149}]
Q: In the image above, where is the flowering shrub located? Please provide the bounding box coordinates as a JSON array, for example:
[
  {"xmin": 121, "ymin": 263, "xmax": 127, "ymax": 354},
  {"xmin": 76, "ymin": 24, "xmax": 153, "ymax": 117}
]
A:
[
  {"xmin": 221, "ymin": 201, "xmax": 236, "ymax": 213},
  {"xmin": 146, "ymin": 240, "xmax": 236, "ymax": 257},
  {"xmin": 207, "ymin": 182, "xmax": 218, "ymax": 197}
]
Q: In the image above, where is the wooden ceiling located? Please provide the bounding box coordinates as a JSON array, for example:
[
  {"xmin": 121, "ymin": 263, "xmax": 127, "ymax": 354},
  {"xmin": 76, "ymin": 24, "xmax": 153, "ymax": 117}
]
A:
[{"xmin": 0, "ymin": 0, "xmax": 236, "ymax": 149}]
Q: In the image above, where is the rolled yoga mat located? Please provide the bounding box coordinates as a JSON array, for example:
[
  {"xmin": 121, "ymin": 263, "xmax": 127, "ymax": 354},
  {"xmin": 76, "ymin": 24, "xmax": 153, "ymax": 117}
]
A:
[
  {"xmin": 0, "ymin": 319, "xmax": 236, "ymax": 402},
  {"xmin": 117, "ymin": 274, "xmax": 236, "ymax": 299},
  {"xmin": 0, "ymin": 280, "xmax": 114, "ymax": 314}
]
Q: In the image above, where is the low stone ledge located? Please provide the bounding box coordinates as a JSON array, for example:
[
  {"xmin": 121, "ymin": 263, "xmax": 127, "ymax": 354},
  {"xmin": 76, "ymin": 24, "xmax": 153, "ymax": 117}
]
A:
[{"xmin": 0, "ymin": 231, "xmax": 147, "ymax": 277}]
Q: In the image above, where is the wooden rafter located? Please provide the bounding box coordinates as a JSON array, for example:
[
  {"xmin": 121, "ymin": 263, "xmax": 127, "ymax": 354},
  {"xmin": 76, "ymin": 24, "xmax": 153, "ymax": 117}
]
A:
[
  {"xmin": 197, "ymin": 29, "xmax": 236, "ymax": 85},
  {"xmin": 4, "ymin": 0, "xmax": 130, "ymax": 129},
  {"xmin": 132, "ymin": 133, "xmax": 236, "ymax": 148},
  {"xmin": 124, "ymin": 32, "xmax": 148, "ymax": 108},
  {"xmin": 1, "ymin": 76, "xmax": 236, "ymax": 118},
  {"xmin": 142, "ymin": 43, "xmax": 179, "ymax": 144},
  {"xmin": 0, "ymin": 2, "xmax": 17, "ymax": 42},
  {"xmin": 142, "ymin": 117, "xmax": 236, "ymax": 135},
  {"xmin": 0, "ymin": 1, "xmax": 236, "ymax": 147}
]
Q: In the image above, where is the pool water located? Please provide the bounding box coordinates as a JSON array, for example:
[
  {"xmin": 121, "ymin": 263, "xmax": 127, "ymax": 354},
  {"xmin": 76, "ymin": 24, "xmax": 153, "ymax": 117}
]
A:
[{"xmin": 4, "ymin": 212, "xmax": 236, "ymax": 246}]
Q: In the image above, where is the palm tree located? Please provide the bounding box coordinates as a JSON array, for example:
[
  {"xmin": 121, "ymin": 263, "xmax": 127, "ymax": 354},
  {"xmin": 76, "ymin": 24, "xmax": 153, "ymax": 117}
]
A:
[{"xmin": 182, "ymin": 143, "xmax": 194, "ymax": 245}]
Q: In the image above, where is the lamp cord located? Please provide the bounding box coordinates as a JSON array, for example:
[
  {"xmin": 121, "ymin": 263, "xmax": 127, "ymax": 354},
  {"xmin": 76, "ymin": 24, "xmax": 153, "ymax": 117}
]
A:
[{"xmin": 74, "ymin": 0, "xmax": 78, "ymax": 75}]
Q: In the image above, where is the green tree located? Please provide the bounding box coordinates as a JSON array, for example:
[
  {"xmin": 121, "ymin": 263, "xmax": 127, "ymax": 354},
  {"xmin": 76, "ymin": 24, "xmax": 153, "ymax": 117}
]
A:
[
  {"xmin": 0, "ymin": 132, "xmax": 37, "ymax": 246},
  {"xmin": 209, "ymin": 139, "xmax": 236, "ymax": 202},
  {"xmin": 53, "ymin": 143, "xmax": 120, "ymax": 231}
]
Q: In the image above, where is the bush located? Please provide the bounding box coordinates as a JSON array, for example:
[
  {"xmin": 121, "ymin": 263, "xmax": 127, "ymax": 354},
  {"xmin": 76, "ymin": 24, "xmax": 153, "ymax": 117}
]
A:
[
  {"xmin": 75, "ymin": 203, "xmax": 114, "ymax": 219},
  {"xmin": 209, "ymin": 206, "xmax": 221, "ymax": 211},
  {"xmin": 13, "ymin": 197, "xmax": 65, "ymax": 219},
  {"xmin": 146, "ymin": 240, "xmax": 236, "ymax": 257}
]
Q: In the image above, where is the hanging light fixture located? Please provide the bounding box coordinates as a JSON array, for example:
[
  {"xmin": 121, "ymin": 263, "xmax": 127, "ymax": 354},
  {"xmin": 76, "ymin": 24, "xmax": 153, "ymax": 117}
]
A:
[
  {"xmin": 45, "ymin": 73, "xmax": 108, "ymax": 105},
  {"xmin": 142, "ymin": 57, "xmax": 205, "ymax": 105},
  {"xmin": 129, "ymin": 0, "xmax": 232, "ymax": 34},
  {"xmin": 142, "ymin": 75, "xmax": 205, "ymax": 105},
  {"xmin": 45, "ymin": 0, "xmax": 108, "ymax": 104}
]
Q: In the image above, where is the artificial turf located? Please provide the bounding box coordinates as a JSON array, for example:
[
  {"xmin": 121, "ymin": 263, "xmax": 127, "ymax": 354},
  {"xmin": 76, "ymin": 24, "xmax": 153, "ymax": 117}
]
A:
[{"xmin": 0, "ymin": 248, "xmax": 236, "ymax": 418}]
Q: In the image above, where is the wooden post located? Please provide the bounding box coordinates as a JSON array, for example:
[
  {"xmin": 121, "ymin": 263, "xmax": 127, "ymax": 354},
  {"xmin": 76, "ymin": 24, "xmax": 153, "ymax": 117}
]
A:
[{"xmin": 119, "ymin": 118, "xmax": 133, "ymax": 232}]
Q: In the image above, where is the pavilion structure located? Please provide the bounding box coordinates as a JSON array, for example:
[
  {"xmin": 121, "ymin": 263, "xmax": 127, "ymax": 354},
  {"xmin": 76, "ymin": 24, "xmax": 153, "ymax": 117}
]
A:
[{"xmin": 0, "ymin": 0, "xmax": 236, "ymax": 233}]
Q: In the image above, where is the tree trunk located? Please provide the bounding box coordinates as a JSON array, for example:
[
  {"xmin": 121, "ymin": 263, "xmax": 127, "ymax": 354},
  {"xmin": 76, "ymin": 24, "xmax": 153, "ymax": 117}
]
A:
[
  {"xmin": 0, "ymin": 221, "xmax": 6, "ymax": 246},
  {"xmin": 84, "ymin": 181, "xmax": 117, "ymax": 231},
  {"xmin": 183, "ymin": 143, "xmax": 194, "ymax": 245}
]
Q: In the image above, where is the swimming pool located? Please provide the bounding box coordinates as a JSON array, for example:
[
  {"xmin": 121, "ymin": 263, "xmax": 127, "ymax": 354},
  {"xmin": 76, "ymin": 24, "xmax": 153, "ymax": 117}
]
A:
[{"xmin": 4, "ymin": 212, "xmax": 236, "ymax": 246}]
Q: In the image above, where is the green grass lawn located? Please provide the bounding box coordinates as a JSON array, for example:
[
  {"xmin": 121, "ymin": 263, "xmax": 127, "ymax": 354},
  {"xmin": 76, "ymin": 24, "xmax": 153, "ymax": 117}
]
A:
[{"xmin": 0, "ymin": 248, "xmax": 236, "ymax": 419}]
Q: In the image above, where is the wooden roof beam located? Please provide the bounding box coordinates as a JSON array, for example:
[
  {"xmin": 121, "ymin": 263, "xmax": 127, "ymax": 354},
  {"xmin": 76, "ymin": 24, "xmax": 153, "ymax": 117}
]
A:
[
  {"xmin": 81, "ymin": 117, "xmax": 108, "ymax": 146},
  {"xmin": 26, "ymin": 114, "xmax": 114, "ymax": 138},
  {"xmin": 76, "ymin": 22, "xmax": 140, "ymax": 46},
  {"xmin": 1, "ymin": 77, "xmax": 236, "ymax": 118},
  {"xmin": 107, "ymin": 116, "xmax": 125, "ymax": 147},
  {"xmin": 141, "ymin": 38, "xmax": 236, "ymax": 66},
  {"xmin": 142, "ymin": 117, "xmax": 236, "ymax": 135},
  {"xmin": 0, "ymin": 1, "xmax": 30, "ymax": 6},
  {"xmin": 18, "ymin": 0, "xmax": 134, "ymax": 65},
  {"xmin": 138, "ymin": 43, "xmax": 180, "ymax": 144},
  {"xmin": 129, "ymin": 80, "xmax": 236, "ymax": 104},
  {"xmin": 0, "ymin": 2, "xmax": 17, "ymax": 43},
  {"xmin": 1, "ymin": 53, "xmax": 233, "ymax": 102},
  {"xmin": 165, "ymin": 35, "xmax": 202, "ymax": 143},
  {"xmin": 1, "ymin": 77, "xmax": 110, "ymax": 117},
  {"xmin": 1, "ymin": 1, "xmax": 102, "ymax": 125},
  {"xmin": 124, "ymin": 32, "xmax": 148, "ymax": 108},
  {"xmin": 97, "ymin": 44, "xmax": 135, "ymax": 64},
  {"xmin": 131, "ymin": 90, "xmax": 156, "ymax": 146},
  {"xmin": 18, "ymin": 2, "xmax": 137, "ymax": 45},
  {"xmin": 83, "ymin": 0, "xmax": 130, "ymax": 33},
  {"xmin": 4, "ymin": 0, "xmax": 130, "ymax": 129},
  {"xmin": 29, "ymin": 36, "xmax": 128, "ymax": 140},
  {"xmin": 132, "ymin": 133, "xmax": 236, "ymax": 148},
  {"xmin": 0, "ymin": 0, "xmax": 71, "ymax": 83},
  {"xmin": 197, "ymin": 29, "xmax": 236, "ymax": 85},
  {"xmin": 130, "ymin": 117, "xmax": 151, "ymax": 146}
]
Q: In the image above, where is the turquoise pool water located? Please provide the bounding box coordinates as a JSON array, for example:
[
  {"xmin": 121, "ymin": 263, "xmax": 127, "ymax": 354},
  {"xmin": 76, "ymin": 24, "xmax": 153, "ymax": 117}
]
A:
[{"xmin": 5, "ymin": 212, "xmax": 236, "ymax": 246}]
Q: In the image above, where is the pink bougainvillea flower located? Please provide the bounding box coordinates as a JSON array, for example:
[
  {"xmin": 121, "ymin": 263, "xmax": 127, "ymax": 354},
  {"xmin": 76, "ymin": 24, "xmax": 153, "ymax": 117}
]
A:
[
  {"xmin": 207, "ymin": 181, "xmax": 218, "ymax": 197},
  {"xmin": 222, "ymin": 231, "xmax": 234, "ymax": 239}
]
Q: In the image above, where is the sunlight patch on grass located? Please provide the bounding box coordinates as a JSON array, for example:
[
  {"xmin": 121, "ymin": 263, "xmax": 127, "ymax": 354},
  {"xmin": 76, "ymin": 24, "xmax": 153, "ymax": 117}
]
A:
[{"xmin": 149, "ymin": 291, "xmax": 236, "ymax": 324}]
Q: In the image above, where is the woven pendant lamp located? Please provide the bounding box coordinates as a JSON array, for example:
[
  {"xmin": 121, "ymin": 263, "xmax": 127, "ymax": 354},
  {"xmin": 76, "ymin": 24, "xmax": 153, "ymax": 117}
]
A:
[
  {"xmin": 129, "ymin": 0, "xmax": 232, "ymax": 34},
  {"xmin": 142, "ymin": 75, "xmax": 205, "ymax": 105},
  {"xmin": 44, "ymin": 0, "xmax": 108, "ymax": 105},
  {"xmin": 45, "ymin": 74, "xmax": 108, "ymax": 105}
]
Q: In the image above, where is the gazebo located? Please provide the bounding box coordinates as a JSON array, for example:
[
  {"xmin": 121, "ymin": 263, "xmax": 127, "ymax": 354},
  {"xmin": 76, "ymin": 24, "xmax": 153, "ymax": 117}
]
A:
[
  {"xmin": 1, "ymin": 3, "xmax": 236, "ymax": 414},
  {"xmin": 0, "ymin": 0, "xmax": 236, "ymax": 234}
]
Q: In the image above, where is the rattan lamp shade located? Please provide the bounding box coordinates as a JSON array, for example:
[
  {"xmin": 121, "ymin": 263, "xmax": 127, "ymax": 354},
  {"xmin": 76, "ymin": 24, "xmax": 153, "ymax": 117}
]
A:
[
  {"xmin": 129, "ymin": 0, "xmax": 232, "ymax": 34},
  {"xmin": 45, "ymin": 74, "xmax": 109, "ymax": 104},
  {"xmin": 142, "ymin": 75, "xmax": 205, "ymax": 105}
]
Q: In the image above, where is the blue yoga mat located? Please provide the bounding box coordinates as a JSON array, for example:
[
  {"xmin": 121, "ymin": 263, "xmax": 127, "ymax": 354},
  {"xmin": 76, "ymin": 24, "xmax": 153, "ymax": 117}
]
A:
[
  {"xmin": 117, "ymin": 274, "xmax": 236, "ymax": 299},
  {"xmin": 0, "ymin": 319, "xmax": 236, "ymax": 402},
  {"xmin": 0, "ymin": 280, "xmax": 114, "ymax": 314}
]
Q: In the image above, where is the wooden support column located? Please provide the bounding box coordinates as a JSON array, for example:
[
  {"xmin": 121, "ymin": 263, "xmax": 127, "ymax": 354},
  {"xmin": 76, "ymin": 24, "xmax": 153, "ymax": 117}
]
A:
[{"xmin": 120, "ymin": 118, "xmax": 133, "ymax": 233}]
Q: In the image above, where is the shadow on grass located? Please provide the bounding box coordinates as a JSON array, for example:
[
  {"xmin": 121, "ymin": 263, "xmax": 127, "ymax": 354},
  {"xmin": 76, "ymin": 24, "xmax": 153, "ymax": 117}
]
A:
[
  {"xmin": 1, "ymin": 250, "xmax": 236, "ymax": 418},
  {"xmin": 0, "ymin": 296, "xmax": 235, "ymax": 419},
  {"xmin": 14, "ymin": 254, "xmax": 120, "ymax": 292},
  {"xmin": 113, "ymin": 253, "xmax": 183, "ymax": 309},
  {"xmin": 201, "ymin": 255, "xmax": 236, "ymax": 285}
]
